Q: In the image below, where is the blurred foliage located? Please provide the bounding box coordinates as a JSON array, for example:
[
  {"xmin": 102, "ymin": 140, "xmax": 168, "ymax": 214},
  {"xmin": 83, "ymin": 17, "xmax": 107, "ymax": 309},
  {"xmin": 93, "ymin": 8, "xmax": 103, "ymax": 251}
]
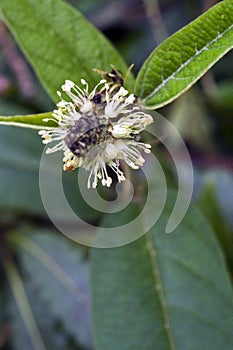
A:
[
  {"xmin": 0, "ymin": 0, "xmax": 232, "ymax": 349},
  {"xmin": 91, "ymin": 193, "xmax": 233, "ymax": 349}
]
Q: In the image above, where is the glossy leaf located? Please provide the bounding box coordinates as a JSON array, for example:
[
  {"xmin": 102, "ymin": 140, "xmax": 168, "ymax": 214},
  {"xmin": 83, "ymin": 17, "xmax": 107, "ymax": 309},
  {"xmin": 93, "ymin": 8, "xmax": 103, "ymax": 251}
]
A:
[
  {"xmin": 91, "ymin": 198, "xmax": 233, "ymax": 350},
  {"xmin": 135, "ymin": 0, "xmax": 233, "ymax": 109},
  {"xmin": 0, "ymin": 0, "xmax": 134, "ymax": 102}
]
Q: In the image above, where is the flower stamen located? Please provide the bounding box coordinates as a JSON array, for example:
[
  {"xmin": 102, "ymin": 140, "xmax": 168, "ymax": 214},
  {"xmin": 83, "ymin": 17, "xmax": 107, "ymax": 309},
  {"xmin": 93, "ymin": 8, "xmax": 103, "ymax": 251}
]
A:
[{"xmin": 39, "ymin": 68, "xmax": 153, "ymax": 188}]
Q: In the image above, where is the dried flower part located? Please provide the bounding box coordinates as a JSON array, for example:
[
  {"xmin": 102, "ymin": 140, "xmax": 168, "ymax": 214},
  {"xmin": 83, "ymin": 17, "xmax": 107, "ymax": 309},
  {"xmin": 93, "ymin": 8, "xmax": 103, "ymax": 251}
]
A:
[{"xmin": 39, "ymin": 68, "xmax": 153, "ymax": 188}]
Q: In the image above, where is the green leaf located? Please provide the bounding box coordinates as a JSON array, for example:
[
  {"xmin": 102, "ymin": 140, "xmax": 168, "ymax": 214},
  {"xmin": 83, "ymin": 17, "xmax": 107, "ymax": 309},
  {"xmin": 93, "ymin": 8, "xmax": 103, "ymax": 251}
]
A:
[
  {"xmin": 4, "ymin": 252, "xmax": 79, "ymax": 350},
  {"xmin": 135, "ymin": 0, "xmax": 233, "ymax": 109},
  {"xmin": 0, "ymin": 126, "xmax": 47, "ymax": 215},
  {"xmin": 0, "ymin": 125, "xmax": 101, "ymax": 222},
  {"xmin": 0, "ymin": 0, "xmax": 134, "ymax": 102},
  {"xmin": 4, "ymin": 255, "xmax": 48, "ymax": 350},
  {"xmin": 91, "ymin": 198, "xmax": 233, "ymax": 350},
  {"xmin": 197, "ymin": 175, "xmax": 233, "ymax": 276},
  {"xmin": 8, "ymin": 293, "xmax": 71, "ymax": 350},
  {"xmin": 0, "ymin": 112, "xmax": 55, "ymax": 129},
  {"xmin": 8, "ymin": 230, "xmax": 93, "ymax": 349}
]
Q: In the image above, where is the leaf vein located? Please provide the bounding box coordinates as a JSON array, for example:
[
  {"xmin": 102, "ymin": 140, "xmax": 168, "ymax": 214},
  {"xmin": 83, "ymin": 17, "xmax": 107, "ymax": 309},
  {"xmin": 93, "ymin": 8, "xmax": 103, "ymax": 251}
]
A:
[
  {"xmin": 170, "ymin": 303, "xmax": 233, "ymax": 340},
  {"xmin": 146, "ymin": 232, "xmax": 176, "ymax": 350},
  {"xmin": 143, "ymin": 22, "xmax": 233, "ymax": 102},
  {"xmin": 161, "ymin": 252, "xmax": 231, "ymax": 303}
]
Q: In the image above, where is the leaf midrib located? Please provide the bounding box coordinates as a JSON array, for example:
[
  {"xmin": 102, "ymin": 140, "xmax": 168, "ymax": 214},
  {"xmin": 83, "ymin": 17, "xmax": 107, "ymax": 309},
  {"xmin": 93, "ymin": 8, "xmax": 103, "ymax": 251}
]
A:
[
  {"xmin": 144, "ymin": 228, "xmax": 233, "ymax": 349},
  {"xmin": 145, "ymin": 232, "xmax": 176, "ymax": 350},
  {"xmin": 2, "ymin": 0, "xmax": 96, "ymax": 94},
  {"xmin": 141, "ymin": 22, "xmax": 233, "ymax": 104},
  {"xmin": 170, "ymin": 303, "xmax": 233, "ymax": 339}
]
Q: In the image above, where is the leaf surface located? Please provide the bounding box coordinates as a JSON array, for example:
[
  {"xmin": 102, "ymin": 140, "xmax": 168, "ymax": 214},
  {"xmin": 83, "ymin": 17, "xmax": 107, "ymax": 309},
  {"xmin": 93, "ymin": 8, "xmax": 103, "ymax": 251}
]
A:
[
  {"xmin": 0, "ymin": 112, "xmax": 55, "ymax": 129},
  {"xmin": 91, "ymin": 198, "xmax": 233, "ymax": 350},
  {"xmin": 0, "ymin": 0, "xmax": 134, "ymax": 102},
  {"xmin": 135, "ymin": 0, "xmax": 233, "ymax": 108}
]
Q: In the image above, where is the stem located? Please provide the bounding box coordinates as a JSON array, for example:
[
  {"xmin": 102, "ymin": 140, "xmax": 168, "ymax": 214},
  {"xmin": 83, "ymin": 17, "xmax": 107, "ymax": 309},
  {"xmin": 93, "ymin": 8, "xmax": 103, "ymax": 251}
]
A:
[{"xmin": 143, "ymin": 0, "xmax": 168, "ymax": 44}]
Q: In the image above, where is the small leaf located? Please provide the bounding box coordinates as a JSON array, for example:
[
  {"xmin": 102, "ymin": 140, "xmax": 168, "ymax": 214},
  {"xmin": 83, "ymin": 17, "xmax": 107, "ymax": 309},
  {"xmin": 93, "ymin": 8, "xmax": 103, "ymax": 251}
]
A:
[
  {"xmin": 91, "ymin": 196, "xmax": 233, "ymax": 350},
  {"xmin": 0, "ymin": 112, "xmax": 55, "ymax": 129},
  {"xmin": 0, "ymin": 0, "xmax": 134, "ymax": 102},
  {"xmin": 135, "ymin": 0, "xmax": 233, "ymax": 109}
]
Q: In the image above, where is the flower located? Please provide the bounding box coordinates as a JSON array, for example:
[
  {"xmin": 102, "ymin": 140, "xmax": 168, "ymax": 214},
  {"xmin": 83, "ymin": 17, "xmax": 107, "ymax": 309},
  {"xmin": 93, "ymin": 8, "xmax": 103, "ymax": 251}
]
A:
[{"xmin": 39, "ymin": 69, "xmax": 153, "ymax": 189}]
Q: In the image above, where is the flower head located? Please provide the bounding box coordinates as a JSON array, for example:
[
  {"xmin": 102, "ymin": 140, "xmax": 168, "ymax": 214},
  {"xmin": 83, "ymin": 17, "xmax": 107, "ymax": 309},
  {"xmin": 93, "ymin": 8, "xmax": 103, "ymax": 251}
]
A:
[{"xmin": 39, "ymin": 68, "xmax": 153, "ymax": 188}]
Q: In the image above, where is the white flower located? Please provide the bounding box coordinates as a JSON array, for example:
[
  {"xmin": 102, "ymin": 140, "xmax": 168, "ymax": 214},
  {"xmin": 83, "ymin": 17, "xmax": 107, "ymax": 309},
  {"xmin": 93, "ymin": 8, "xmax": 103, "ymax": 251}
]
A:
[{"xmin": 39, "ymin": 70, "xmax": 153, "ymax": 189}]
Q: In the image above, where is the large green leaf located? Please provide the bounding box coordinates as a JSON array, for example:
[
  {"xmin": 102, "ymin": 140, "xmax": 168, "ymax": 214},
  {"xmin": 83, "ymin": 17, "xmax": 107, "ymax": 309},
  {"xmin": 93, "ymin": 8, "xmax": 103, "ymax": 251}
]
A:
[
  {"xmin": 0, "ymin": 112, "xmax": 55, "ymax": 129},
  {"xmin": 135, "ymin": 0, "xmax": 233, "ymax": 109},
  {"xmin": 0, "ymin": 0, "xmax": 134, "ymax": 102},
  {"xmin": 91, "ymin": 198, "xmax": 233, "ymax": 350}
]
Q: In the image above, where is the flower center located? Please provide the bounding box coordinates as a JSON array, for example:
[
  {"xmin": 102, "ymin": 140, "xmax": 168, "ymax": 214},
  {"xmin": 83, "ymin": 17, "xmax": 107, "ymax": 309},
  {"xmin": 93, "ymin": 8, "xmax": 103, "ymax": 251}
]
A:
[{"xmin": 64, "ymin": 114, "xmax": 112, "ymax": 157}]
